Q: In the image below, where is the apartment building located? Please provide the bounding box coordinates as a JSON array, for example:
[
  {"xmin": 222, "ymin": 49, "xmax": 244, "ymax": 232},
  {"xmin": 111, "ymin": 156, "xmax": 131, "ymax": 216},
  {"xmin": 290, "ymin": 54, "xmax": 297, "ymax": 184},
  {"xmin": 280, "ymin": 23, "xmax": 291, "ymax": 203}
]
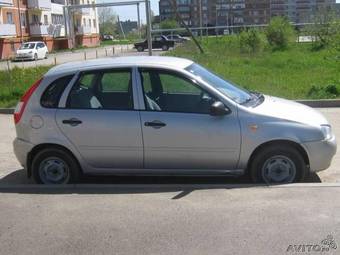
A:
[
  {"xmin": 159, "ymin": 0, "xmax": 335, "ymax": 28},
  {"xmin": 0, "ymin": 0, "xmax": 99, "ymax": 59},
  {"xmin": 159, "ymin": 0, "xmax": 246, "ymax": 27}
]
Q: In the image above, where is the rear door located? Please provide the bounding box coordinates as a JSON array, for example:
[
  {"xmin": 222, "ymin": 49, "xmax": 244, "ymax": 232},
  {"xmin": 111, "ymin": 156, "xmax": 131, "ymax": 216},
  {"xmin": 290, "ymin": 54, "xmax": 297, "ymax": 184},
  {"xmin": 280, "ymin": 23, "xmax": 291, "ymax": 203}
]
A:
[{"xmin": 56, "ymin": 68, "xmax": 143, "ymax": 170}]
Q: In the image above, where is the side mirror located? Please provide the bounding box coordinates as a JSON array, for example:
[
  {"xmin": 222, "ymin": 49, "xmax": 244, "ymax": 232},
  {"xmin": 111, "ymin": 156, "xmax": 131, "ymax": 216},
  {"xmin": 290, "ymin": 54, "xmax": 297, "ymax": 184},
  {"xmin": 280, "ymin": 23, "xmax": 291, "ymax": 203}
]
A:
[{"xmin": 210, "ymin": 101, "xmax": 231, "ymax": 116}]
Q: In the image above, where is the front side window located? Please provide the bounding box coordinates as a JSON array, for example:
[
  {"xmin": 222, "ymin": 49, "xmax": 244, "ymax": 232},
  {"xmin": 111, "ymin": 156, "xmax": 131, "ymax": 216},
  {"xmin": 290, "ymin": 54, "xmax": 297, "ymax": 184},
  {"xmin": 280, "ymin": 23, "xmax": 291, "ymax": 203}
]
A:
[
  {"xmin": 67, "ymin": 69, "xmax": 133, "ymax": 110},
  {"xmin": 140, "ymin": 69, "xmax": 217, "ymax": 114}
]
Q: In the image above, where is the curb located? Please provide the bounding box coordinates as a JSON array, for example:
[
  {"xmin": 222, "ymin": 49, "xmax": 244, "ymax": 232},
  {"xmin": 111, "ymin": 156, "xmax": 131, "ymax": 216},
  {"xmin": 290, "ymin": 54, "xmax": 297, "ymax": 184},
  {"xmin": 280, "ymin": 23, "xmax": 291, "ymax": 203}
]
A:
[
  {"xmin": 0, "ymin": 100, "xmax": 339, "ymax": 115},
  {"xmin": 0, "ymin": 108, "xmax": 14, "ymax": 114},
  {"xmin": 0, "ymin": 183, "xmax": 339, "ymax": 190},
  {"xmin": 296, "ymin": 99, "xmax": 340, "ymax": 108}
]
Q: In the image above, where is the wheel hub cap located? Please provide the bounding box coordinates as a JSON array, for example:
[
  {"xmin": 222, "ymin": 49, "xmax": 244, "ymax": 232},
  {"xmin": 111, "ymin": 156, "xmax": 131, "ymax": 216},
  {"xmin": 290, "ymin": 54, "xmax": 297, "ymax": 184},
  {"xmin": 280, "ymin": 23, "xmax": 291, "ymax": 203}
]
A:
[
  {"xmin": 262, "ymin": 155, "xmax": 296, "ymax": 183},
  {"xmin": 39, "ymin": 157, "xmax": 69, "ymax": 184}
]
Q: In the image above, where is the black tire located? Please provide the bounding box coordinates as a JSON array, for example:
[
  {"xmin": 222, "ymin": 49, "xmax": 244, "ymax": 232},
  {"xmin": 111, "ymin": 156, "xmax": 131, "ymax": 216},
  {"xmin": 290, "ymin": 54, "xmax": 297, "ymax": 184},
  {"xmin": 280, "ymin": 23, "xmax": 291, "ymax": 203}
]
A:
[
  {"xmin": 34, "ymin": 53, "xmax": 38, "ymax": 61},
  {"xmin": 31, "ymin": 148, "xmax": 81, "ymax": 184},
  {"xmin": 45, "ymin": 52, "xmax": 48, "ymax": 59},
  {"xmin": 137, "ymin": 46, "xmax": 144, "ymax": 52},
  {"xmin": 250, "ymin": 144, "xmax": 307, "ymax": 184},
  {"xmin": 162, "ymin": 45, "xmax": 169, "ymax": 51}
]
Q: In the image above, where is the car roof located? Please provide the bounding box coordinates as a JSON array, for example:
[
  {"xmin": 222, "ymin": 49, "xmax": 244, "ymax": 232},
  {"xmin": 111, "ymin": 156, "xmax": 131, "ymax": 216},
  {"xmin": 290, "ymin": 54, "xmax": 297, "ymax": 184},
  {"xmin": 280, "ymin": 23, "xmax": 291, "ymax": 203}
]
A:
[{"xmin": 46, "ymin": 56, "xmax": 194, "ymax": 76}]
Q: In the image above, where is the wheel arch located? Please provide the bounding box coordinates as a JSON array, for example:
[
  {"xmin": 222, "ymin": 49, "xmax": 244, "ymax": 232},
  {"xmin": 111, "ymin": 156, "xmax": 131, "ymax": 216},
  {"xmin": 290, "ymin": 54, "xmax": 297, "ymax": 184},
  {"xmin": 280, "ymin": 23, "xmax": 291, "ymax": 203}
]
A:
[
  {"xmin": 27, "ymin": 143, "xmax": 83, "ymax": 178},
  {"xmin": 247, "ymin": 139, "xmax": 310, "ymax": 171}
]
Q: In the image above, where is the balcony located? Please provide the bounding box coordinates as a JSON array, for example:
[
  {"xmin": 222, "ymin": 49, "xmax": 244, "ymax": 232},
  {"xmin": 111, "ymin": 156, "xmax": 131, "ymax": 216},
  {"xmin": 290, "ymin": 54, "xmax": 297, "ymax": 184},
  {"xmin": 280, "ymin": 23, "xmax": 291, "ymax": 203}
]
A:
[
  {"xmin": 76, "ymin": 26, "xmax": 91, "ymax": 35},
  {"xmin": 48, "ymin": 24, "xmax": 65, "ymax": 37},
  {"xmin": 0, "ymin": 0, "xmax": 13, "ymax": 6},
  {"xmin": 73, "ymin": 8, "xmax": 91, "ymax": 15},
  {"xmin": 30, "ymin": 24, "xmax": 49, "ymax": 35},
  {"xmin": 27, "ymin": 0, "xmax": 51, "ymax": 11},
  {"xmin": 0, "ymin": 24, "xmax": 16, "ymax": 36}
]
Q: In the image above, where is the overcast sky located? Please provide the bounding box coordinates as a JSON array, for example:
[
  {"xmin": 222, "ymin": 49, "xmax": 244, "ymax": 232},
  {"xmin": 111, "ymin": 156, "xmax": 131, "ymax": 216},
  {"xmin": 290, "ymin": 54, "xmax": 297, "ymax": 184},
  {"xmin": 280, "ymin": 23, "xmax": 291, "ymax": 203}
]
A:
[{"xmin": 99, "ymin": 0, "xmax": 160, "ymax": 22}]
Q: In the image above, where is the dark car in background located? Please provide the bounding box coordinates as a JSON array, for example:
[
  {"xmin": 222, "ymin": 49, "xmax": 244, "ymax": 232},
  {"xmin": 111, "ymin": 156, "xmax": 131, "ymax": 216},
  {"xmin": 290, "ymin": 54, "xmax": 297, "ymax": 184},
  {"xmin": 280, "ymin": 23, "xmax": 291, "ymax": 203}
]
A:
[{"xmin": 134, "ymin": 35, "xmax": 175, "ymax": 52}]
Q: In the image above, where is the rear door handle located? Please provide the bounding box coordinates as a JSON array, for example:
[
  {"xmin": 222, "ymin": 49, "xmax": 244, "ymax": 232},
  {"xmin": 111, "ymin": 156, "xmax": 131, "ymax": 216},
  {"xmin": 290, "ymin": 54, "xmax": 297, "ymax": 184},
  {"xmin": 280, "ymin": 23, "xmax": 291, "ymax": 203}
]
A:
[
  {"xmin": 62, "ymin": 118, "xmax": 82, "ymax": 126},
  {"xmin": 144, "ymin": 120, "xmax": 166, "ymax": 129}
]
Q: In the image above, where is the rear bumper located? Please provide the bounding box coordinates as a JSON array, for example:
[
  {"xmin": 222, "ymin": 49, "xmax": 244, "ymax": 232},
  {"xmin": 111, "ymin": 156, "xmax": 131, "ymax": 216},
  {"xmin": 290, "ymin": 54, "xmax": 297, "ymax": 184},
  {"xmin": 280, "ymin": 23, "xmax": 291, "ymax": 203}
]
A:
[
  {"xmin": 303, "ymin": 136, "xmax": 337, "ymax": 172},
  {"xmin": 13, "ymin": 138, "xmax": 34, "ymax": 169}
]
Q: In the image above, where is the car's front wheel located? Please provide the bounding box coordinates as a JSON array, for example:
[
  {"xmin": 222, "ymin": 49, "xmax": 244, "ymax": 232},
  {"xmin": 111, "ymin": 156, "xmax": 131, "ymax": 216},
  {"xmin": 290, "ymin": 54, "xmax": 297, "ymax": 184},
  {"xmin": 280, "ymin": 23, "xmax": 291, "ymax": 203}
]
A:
[
  {"xmin": 32, "ymin": 148, "xmax": 80, "ymax": 184},
  {"xmin": 250, "ymin": 144, "xmax": 307, "ymax": 184},
  {"xmin": 162, "ymin": 45, "xmax": 169, "ymax": 51}
]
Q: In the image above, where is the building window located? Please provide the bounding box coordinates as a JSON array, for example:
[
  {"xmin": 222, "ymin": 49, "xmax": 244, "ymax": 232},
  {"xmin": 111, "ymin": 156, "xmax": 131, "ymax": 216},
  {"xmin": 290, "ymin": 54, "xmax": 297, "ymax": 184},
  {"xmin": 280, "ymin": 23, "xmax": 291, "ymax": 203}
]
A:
[
  {"xmin": 6, "ymin": 12, "xmax": 14, "ymax": 24},
  {"xmin": 52, "ymin": 14, "xmax": 64, "ymax": 25},
  {"xmin": 89, "ymin": 19, "xmax": 91, "ymax": 27},
  {"xmin": 93, "ymin": 19, "xmax": 96, "ymax": 27},
  {"xmin": 83, "ymin": 18, "xmax": 86, "ymax": 26},
  {"xmin": 32, "ymin": 14, "xmax": 39, "ymax": 25},
  {"xmin": 44, "ymin": 15, "xmax": 48, "ymax": 25},
  {"xmin": 20, "ymin": 12, "xmax": 27, "ymax": 27}
]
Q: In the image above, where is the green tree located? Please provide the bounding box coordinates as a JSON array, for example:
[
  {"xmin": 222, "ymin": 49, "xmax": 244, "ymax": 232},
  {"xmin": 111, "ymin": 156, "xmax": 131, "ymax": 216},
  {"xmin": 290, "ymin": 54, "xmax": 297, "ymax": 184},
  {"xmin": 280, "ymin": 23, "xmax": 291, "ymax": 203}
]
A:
[
  {"xmin": 160, "ymin": 19, "xmax": 178, "ymax": 30},
  {"xmin": 239, "ymin": 29, "xmax": 265, "ymax": 54},
  {"xmin": 98, "ymin": 7, "xmax": 118, "ymax": 36},
  {"xmin": 265, "ymin": 17, "xmax": 295, "ymax": 50}
]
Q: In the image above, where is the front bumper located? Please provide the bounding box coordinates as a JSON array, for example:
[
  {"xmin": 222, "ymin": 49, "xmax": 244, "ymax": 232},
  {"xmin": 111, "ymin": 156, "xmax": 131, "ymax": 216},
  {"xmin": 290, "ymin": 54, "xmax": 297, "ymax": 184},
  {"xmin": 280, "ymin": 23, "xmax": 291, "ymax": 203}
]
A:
[
  {"xmin": 15, "ymin": 54, "xmax": 34, "ymax": 60},
  {"xmin": 13, "ymin": 138, "xmax": 34, "ymax": 169},
  {"xmin": 303, "ymin": 135, "xmax": 337, "ymax": 172}
]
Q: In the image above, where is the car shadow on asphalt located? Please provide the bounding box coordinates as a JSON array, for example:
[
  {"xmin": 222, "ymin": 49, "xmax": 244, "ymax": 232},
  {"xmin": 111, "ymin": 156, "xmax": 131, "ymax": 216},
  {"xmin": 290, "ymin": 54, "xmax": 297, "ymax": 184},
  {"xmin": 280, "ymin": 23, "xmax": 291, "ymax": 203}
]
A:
[{"xmin": 0, "ymin": 169, "xmax": 323, "ymax": 199}]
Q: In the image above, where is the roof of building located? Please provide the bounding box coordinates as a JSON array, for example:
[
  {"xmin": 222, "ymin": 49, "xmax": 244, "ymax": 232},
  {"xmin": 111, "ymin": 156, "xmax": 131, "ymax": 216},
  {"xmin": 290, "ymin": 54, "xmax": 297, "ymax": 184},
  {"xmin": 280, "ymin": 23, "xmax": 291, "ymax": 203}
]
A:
[{"xmin": 46, "ymin": 56, "xmax": 194, "ymax": 76}]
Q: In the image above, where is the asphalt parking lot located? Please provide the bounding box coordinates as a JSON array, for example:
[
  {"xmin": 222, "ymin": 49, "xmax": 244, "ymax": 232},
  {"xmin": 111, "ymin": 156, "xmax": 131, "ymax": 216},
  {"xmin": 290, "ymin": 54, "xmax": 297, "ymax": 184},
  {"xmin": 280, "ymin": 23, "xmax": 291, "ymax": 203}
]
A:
[
  {"xmin": 0, "ymin": 107, "xmax": 339, "ymax": 185},
  {"xmin": 0, "ymin": 109, "xmax": 339, "ymax": 255}
]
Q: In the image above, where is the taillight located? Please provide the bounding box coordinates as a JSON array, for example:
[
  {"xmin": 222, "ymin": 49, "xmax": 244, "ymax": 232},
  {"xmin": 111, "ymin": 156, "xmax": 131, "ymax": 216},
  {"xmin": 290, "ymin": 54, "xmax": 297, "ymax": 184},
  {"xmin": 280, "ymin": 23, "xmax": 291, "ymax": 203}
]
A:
[{"xmin": 14, "ymin": 78, "xmax": 43, "ymax": 124}]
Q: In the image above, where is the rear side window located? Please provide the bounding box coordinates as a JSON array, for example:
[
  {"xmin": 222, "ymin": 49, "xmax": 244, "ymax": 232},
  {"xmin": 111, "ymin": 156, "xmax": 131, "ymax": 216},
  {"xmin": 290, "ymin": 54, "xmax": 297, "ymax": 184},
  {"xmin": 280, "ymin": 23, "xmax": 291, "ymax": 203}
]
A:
[{"xmin": 41, "ymin": 75, "xmax": 74, "ymax": 108}]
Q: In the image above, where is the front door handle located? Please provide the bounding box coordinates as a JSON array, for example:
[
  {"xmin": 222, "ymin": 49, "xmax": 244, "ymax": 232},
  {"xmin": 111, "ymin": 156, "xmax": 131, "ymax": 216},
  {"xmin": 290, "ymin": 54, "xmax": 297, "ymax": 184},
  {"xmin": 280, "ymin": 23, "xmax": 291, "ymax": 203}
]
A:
[
  {"xmin": 144, "ymin": 120, "xmax": 166, "ymax": 129},
  {"xmin": 62, "ymin": 118, "xmax": 82, "ymax": 127}
]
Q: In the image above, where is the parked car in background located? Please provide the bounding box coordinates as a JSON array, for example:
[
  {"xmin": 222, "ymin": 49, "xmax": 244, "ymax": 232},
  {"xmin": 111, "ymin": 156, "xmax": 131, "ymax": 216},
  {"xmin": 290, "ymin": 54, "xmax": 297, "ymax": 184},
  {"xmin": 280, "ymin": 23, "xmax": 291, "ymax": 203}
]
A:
[
  {"xmin": 13, "ymin": 56, "xmax": 337, "ymax": 185},
  {"xmin": 102, "ymin": 34, "xmax": 114, "ymax": 40},
  {"xmin": 15, "ymin": 41, "xmax": 48, "ymax": 61},
  {"xmin": 134, "ymin": 35, "xmax": 175, "ymax": 52},
  {"xmin": 166, "ymin": 34, "xmax": 189, "ymax": 43}
]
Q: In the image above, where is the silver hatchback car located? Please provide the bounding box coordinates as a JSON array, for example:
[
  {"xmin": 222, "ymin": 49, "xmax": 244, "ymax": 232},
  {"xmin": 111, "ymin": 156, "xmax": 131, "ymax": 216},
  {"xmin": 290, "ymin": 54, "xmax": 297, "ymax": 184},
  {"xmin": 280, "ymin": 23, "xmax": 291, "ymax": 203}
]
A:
[{"xmin": 13, "ymin": 56, "xmax": 337, "ymax": 184}]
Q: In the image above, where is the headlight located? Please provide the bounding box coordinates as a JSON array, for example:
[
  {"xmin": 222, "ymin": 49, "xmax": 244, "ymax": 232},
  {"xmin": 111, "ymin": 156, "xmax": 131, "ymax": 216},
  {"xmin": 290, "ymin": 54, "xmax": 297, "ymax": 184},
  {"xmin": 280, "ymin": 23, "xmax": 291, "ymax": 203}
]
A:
[{"xmin": 321, "ymin": 125, "xmax": 332, "ymax": 140}]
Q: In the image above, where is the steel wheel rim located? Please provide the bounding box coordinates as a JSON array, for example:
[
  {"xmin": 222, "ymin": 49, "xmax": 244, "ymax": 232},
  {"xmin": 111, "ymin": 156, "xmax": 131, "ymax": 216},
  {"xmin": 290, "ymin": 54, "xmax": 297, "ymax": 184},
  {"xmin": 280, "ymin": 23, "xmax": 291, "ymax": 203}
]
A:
[
  {"xmin": 261, "ymin": 155, "xmax": 296, "ymax": 183},
  {"xmin": 39, "ymin": 157, "xmax": 70, "ymax": 184}
]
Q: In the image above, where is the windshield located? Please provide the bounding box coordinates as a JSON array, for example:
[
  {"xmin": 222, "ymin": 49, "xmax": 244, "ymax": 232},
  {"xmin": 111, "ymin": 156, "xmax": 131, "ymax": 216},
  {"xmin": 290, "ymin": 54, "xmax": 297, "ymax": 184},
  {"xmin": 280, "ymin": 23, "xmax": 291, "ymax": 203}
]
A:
[
  {"xmin": 185, "ymin": 63, "xmax": 252, "ymax": 104},
  {"xmin": 20, "ymin": 43, "xmax": 36, "ymax": 50}
]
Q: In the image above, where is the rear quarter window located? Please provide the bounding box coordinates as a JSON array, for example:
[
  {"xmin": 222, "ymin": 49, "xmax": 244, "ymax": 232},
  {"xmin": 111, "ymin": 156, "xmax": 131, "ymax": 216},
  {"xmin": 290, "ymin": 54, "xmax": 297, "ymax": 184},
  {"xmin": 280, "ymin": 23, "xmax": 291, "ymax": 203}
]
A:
[{"xmin": 41, "ymin": 75, "xmax": 74, "ymax": 108}]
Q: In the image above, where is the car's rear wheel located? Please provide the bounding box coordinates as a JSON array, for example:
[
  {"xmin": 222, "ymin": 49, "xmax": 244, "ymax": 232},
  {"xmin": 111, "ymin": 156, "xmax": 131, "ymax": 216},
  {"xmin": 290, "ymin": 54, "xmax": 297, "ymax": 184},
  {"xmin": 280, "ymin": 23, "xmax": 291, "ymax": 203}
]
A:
[
  {"xmin": 137, "ymin": 46, "xmax": 144, "ymax": 52},
  {"xmin": 32, "ymin": 148, "xmax": 80, "ymax": 184},
  {"xmin": 162, "ymin": 45, "xmax": 169, "ymax": 51},
  {"xmin": 250, "ymin": 144, "xmax": 307, "ymax": 184}
]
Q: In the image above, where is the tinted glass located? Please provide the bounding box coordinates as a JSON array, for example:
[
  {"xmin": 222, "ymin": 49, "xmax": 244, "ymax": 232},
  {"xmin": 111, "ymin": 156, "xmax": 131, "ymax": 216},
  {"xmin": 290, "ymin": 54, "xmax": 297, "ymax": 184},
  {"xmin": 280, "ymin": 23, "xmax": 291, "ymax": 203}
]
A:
[
  {"xmin": 41, "ymin": 75, "xmax": 74, "ymax": 108},
  {"xmin": 140, "ymin": 69, "xmax": 216, "ymax": 114},
  {"xmin": 67, "ymin": 69, "xmax": 133, "ymax": 110}
]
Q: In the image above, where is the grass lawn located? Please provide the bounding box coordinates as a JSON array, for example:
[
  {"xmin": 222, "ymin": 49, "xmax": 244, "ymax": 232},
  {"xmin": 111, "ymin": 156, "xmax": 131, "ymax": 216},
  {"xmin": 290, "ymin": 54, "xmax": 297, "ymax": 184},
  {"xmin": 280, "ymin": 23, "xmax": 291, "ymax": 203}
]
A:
[
  {"xmin": 0, "ymin": 66, "xmax": 51, "ymax": 108},
  {"xmin": 167, "ymin": 36, "xmax": 340, "ymax": 100}
]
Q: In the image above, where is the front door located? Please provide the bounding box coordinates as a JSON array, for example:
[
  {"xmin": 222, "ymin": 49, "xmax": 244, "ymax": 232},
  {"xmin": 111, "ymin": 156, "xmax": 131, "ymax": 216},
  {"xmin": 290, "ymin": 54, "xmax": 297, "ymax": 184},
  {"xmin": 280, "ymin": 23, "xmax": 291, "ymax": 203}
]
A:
[
  {"xmin": 56, "ymin": 68, "xmax": 143, "ymax": 170},
  {"xmin": 138, "ymin": 68, "xmax": 241, "ymax": 170}
]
